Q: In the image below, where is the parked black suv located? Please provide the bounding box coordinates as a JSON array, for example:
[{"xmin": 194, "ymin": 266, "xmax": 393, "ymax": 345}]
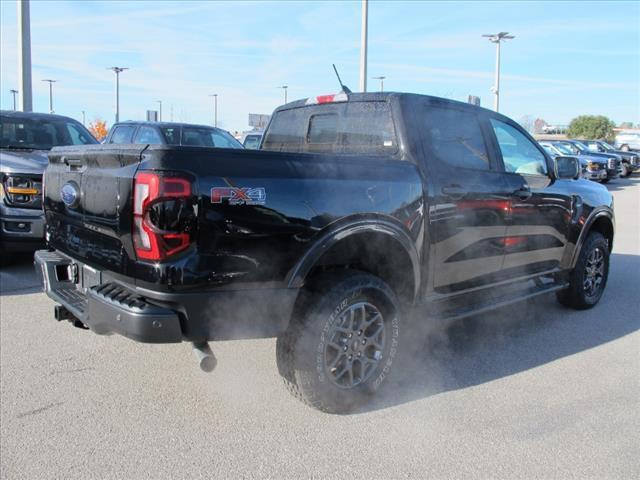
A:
[
  {"xmin": 36, "ymin": 93, "xmax": 614, "ymax": 413},
  {"xmin": 104, "ymin": 121, "xmax": 243, "ymax": 148}
]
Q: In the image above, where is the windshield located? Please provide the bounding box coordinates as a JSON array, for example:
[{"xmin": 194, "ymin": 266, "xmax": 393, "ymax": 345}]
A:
[
  {"xmin": 541, "ymin": 144, "xmax": 558, "ymax": 155},
  {"xmin": 598, "ymin": 141, "xmax": 615, "ymax": 151},
  {"xmin": 160, "ymin": 126, "xmax": 243, "ymax": 148},
  {"xmin": 0, "ymin": 115, "xmax": 98, "ymax": 150},
  {"xmin": 569, "ymin": 141, "xmax": 588, "ymax": 152},
  {"xmin": 552, "ymin": 142, "xmax": 575, "ymax": 155}
]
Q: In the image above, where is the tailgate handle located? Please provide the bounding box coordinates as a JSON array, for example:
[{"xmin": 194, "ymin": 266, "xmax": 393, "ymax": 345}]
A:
[{"xmin": 63, "ymin": 157, "xmax": 84, "ymax": 171}]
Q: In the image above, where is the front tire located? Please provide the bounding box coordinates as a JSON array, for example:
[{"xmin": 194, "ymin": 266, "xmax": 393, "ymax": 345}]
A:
[
  {"xmin": 557, "ymin": 232, "xmax": 610, "ymax": 310},
  {"xmin": 276, "ymin": 270, "xmax": 401, "ymax": 413},
  {"xmin": 620, "ymin": 163, "xmax": 629, "ymax": 177}
]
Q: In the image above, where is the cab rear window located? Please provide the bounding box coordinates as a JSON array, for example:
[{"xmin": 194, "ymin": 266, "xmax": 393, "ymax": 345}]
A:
[{"xmin": 263, "ymin": 101, "xmax": 397, "ymax": 155}]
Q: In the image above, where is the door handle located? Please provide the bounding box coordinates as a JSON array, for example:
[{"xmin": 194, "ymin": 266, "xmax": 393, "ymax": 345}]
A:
[
  {"xmin": 513, "ymin": 187, "xmax": 532, "ymax": 200},
  {"xmin": 441, "ymin": 185, "xmax": 466, "ymax": 198}
]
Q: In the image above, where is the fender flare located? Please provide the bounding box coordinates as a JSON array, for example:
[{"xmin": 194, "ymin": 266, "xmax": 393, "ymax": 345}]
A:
[
  {"xmin": 570, "ymin": 207, "xmax": 615, "ymax": 268},
  {"xmin": 286, "ymin": 217, "xmax": 421, "ymax": 301}
]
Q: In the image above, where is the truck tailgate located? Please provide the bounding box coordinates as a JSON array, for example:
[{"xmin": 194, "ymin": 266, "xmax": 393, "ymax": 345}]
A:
[{"xmin": 44, "ymin": 145, "xmax": 146, "ymax": 274}]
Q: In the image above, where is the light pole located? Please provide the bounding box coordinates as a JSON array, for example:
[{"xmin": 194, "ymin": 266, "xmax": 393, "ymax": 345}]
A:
[
  {"xmin": 156, "ymin": 100, "xmax": 162, "ymax": 121},
  {"xmin": 17, "ymin": 0, "xmax": 33, "ymax": 112},
  {"xmin": 372, "ymin": 76, "xmax": 385, "ymax": 92},
  {"xmin": 208, "ymin": 94, "xmax": 218, "ymax": 127},
  {"xmin": 42, "ymin": 79, "xmax": 56, "ymax": 113},
  {"xmin": 359, "ymin": 0, "xmax": 368, "ymax": 92},
  {"xmin": 107, "ymin": 67, "xmax": 128, "ymax": 123},
  {"xmin": 10, "ymin": 89, "xmax": 18, "ymax": 110},
  {"xmin": 82, "ymin": 110, "xmax": 86, "ymax": 125},
  {"xmin": 482, "ymin": 32, "xmax": 514, "ymax": 112},
  {"xmin": 278, "ymin": 86, "xmax": 288, "ymax": 104}
]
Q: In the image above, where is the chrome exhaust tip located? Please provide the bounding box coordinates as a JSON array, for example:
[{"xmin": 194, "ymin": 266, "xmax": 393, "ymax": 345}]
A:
[{"xmin": 192, "ymin": 342, "xmax": 217, "ymax": 372}]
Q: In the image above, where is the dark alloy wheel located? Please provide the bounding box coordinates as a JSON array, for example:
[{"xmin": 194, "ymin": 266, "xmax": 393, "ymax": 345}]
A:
[
  {"xmin": 557, "ymin": 231, "xmax": 610, "ymax": 310},
  {"xmin": 276, "ymin": 270, "xmax": 401, "ymax": 413},
  {"xmin": 324, "ymin": 301, "xmax": 386, "ymax": 389}
]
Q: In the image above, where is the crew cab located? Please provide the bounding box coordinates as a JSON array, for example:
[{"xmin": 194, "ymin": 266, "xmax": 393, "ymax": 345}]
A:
[
  {"xmin": 0, "ymin": 110, "xmax": 97, "ymax": 256},
  {"xmin": 35, "ymin": 93, "xmax": 614, "ymax": 413}
]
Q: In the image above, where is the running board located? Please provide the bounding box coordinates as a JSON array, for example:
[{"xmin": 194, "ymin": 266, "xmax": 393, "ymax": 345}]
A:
[{"xmin": 426, "ymin": 280, "xmax": 569, "ymax": 323}]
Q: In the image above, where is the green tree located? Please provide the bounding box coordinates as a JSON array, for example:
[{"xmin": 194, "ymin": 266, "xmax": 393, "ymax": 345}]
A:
[
  {"xmin": 618, "ymin": 121, "xmax": 633, "ymax": 129},
  {"xmin": 567, "ymin": 115, "xmax": 616, "ymax": 141}
]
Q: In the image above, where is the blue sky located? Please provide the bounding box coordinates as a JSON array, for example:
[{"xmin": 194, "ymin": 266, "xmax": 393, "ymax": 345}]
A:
[{"xmin": 1, "ymin": 0, "xmax": 638, "ymax": 132}]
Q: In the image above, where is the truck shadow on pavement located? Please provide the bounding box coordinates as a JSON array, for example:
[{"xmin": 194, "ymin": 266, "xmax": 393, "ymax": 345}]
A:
[
  {"xmin": 604, "ymin": 174, "xmax": 640, "ymax": 192},
  {"xmin": 364, "ymin": 253, "xmax": 640, "ymax": 413},
  {"xmin": 0, "ymin": 253, "xmax": 41, "ymax": 296}
]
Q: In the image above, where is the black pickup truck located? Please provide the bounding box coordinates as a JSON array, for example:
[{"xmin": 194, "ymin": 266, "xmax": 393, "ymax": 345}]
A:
[{"xmin": 36, "ymin": 92, "xmax": 614, "ymax": 413}]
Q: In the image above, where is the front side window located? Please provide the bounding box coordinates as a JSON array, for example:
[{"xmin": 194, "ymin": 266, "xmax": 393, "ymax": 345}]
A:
[
  {"xmin": 422, "ymin": 107, "xmax": 490, "ymax": 170},
  {"xmin": 491, "ymin": 119, "xmax": 548, "ymax": 175},
  {"xmin": 109, "ymin": 125, "xmax": 136, "ymax": 144},
  {"xmin": 133, "ymin": 126, "xmax": 164, "ymax": 144}
]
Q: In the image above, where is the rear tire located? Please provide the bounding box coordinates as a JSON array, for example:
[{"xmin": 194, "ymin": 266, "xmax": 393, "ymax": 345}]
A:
[
  {"xmin": 601, "ymin": 178, "xmax": 610, "ymax": 184},
  {"xmin": 557, "ymin": 232, "xmax": 609, "ymax": 310},
  {"xmin": 276, "ymin": 270, "xmax": 401, "ymax": 413}
]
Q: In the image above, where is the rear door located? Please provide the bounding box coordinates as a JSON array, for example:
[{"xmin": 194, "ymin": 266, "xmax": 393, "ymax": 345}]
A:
[
  {"xmin": 487, "ymin": 117, "xmax": 572, "ymax": 276},
  {"xmin": 417, "ymin": 104, "xmax": 512, "ymax": 293}
]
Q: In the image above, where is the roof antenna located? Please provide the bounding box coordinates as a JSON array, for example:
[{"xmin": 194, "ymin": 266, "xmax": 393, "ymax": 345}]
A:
[{"xmin": 332, "ymin": 64, "xmax": 352, "ymax": 94}]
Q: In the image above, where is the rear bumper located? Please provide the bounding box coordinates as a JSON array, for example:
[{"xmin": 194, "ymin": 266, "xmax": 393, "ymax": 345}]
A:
[
  {"xmin": 0, "ymin": 204, "xmax": 45, "ymax": 251},
  {"xmin": 34, "ymin": 249, "xmax": 298, "ymax": 343}
]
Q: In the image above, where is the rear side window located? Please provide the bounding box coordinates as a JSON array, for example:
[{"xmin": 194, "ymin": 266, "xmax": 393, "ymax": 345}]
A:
[
  {"xmin": 421, "ymin": 107, "xmax": 490, "ymax": 170},
  {"xmin": 109, "ymin": 125, "xmax": 135, "ymax": 144},
  {"xmin": 133, "ymin": 126, "xmax": 164, "ymax": 144},
  {"xmin": 263, "ymin": 101, "xmax": 397, "ymax": 155}
]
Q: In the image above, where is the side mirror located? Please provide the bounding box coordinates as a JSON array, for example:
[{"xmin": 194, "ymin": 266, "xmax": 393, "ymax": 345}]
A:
[{"xmin": 555, "ymin": 156, "xmax": 581, "ymax": 180}]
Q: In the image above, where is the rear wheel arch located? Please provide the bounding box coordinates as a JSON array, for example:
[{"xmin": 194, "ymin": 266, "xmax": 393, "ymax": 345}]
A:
[{"xmin": 287, "ymin": 220, "xmax": 420, "ymax": 305}]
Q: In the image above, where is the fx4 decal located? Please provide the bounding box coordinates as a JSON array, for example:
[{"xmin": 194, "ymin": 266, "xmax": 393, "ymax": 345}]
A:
[{"xmin": 211, "ymin": 187, "xmax": 267, "ymax": 205}]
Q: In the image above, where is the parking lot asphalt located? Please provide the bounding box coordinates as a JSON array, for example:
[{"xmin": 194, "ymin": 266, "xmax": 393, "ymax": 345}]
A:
[{"xmin": 1, "ymin": 177, "xmax": 639, "ymax": 480}]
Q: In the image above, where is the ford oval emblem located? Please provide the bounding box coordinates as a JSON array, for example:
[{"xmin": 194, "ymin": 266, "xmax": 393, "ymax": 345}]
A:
[{"xmin": 61, "ymin": 181, "xmax": 80, "ymax": 207}]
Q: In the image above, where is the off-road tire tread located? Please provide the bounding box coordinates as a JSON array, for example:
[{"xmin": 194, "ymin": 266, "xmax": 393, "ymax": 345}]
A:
[{"xmin": 557, "ymin": 231, "xmax": 609, "ymax": 310}]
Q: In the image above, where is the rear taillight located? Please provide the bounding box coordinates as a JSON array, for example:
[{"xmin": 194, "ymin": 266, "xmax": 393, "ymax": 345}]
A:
[{"xmin": 132, "ymin": 171, "xmax": 194, "ymax": 261}]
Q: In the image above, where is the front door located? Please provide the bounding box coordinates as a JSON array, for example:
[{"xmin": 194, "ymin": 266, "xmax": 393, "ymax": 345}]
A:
[{"xmin": 487, "ymin": 118, "xmax": 572, "ymax": 276}]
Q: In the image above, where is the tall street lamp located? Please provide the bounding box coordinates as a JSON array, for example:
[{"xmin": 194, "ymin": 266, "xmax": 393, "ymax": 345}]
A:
[
  {"xmin": 42, "ymin": 79, "xmax": 56, "ymax": 113},
  {"xmin": 18, "ymin": 0, "xmax": 32, "ymax": 112},
  {"xmin": 10, "ymin": 89, "xmax": 18, "ymax": 110},
  {"xmin": 359, "ymin": 0, "xmax": 368, "ymax": 92},
  {"xmin": 107, "ymin": 66, "xmax": 128, "ymax": 123},
  {"xmin": 208, "ymin": 94, "xmax": 218, "ymax": 127},
  {"xmin": 156, "ymin": 100, "xmax": 162, "ymax": 121},
  {"xmin": 372, "ymin": 76, "xmax": 385, "ymax": 92},
  {"xmin": 481, "ymin": 32, "xmax": 514, "ymax": 112},
  {"xmin": 82, "ymin": 110, "xmax": 86, "ymax": 125},
  {"xmin": 278, "ymin": 86, "xmax": 288, "ymax": 104}
]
